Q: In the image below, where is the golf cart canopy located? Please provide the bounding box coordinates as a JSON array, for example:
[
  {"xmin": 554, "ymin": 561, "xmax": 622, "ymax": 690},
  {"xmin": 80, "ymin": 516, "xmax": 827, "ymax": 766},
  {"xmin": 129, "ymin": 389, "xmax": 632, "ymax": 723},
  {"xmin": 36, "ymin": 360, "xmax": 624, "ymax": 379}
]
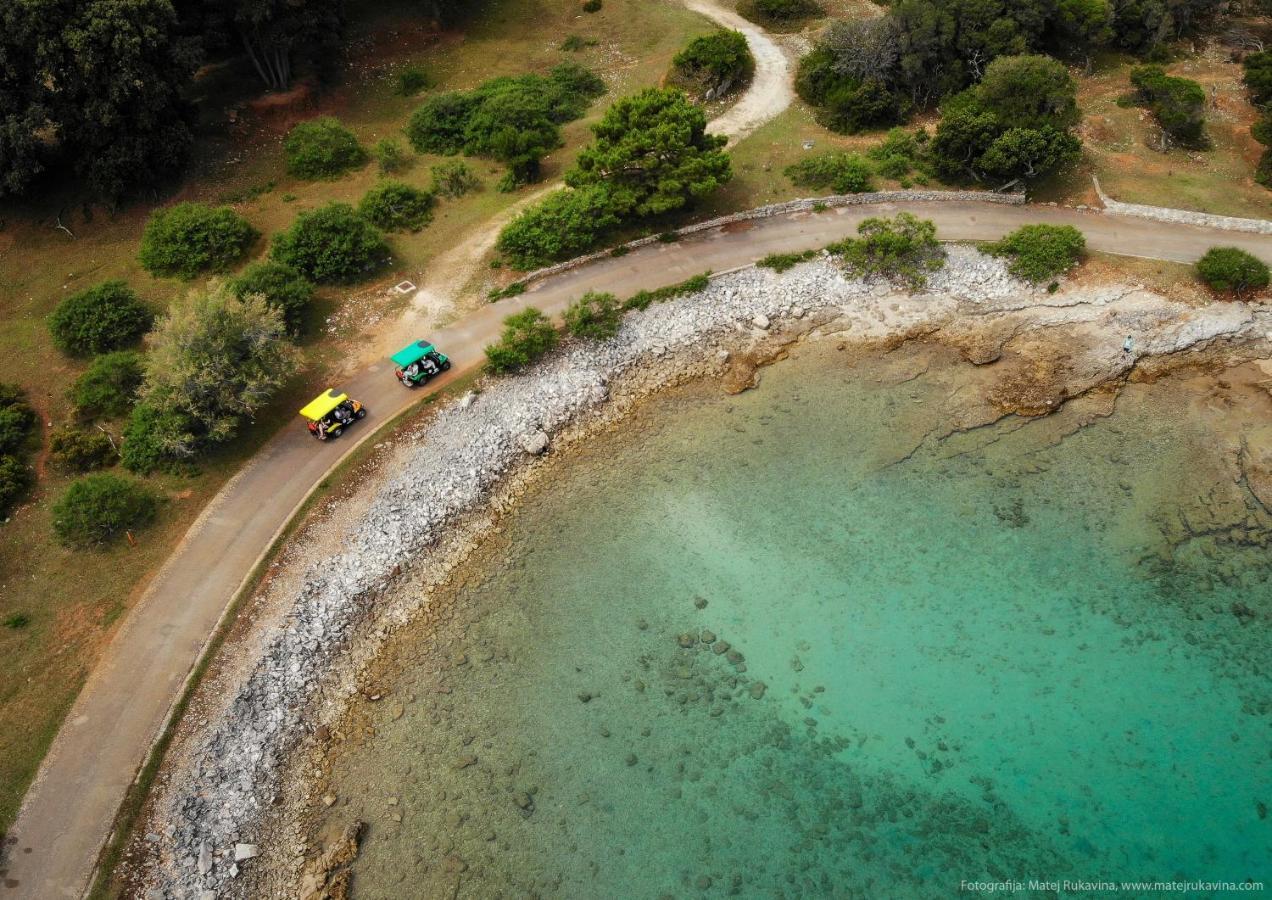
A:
[
  {"xmin": 390, "ymin": 340, "xmax": 436, "ymax": 367},
  {"xmin": 299, "ymin": 389, "xmax": 348, "ymax": 421}
]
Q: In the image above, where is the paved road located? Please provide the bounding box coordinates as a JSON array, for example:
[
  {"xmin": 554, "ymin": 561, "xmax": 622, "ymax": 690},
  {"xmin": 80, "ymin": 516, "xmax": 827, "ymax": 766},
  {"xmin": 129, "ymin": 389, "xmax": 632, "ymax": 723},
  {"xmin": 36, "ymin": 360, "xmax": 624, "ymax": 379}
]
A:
[{"xmin": 3, "ymin": 199, "xmax": 1271, "ymax": 899}]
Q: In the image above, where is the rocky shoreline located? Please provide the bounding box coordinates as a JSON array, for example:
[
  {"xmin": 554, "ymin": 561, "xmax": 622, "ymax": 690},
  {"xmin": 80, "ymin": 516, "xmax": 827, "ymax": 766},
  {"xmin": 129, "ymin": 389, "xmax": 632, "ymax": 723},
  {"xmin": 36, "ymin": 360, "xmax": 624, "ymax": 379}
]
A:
[{"xmin": 134, "ymin": 248, "xmax": 1271, "ymax": 898}]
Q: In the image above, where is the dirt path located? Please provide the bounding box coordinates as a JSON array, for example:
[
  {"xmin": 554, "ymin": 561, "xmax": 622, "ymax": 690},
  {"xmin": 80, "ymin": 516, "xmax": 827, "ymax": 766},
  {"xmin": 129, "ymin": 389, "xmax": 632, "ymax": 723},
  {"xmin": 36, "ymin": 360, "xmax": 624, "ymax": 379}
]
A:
[
  {"xmin": 683, "ymin": 0, "xmax": 794, "ymax": 146},
  {"xmin": 2, "ymin": 198, "xmax": 1271, "ymax": 900},
  {"xmin": 388, "ymin": 0, "xmax": 796, "ymax": 346}
]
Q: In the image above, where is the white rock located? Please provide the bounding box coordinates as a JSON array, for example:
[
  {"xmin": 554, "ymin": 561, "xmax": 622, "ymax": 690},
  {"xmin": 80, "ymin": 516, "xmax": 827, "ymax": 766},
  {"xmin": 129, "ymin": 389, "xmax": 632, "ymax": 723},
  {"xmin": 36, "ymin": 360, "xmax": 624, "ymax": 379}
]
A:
[
  {"xmin": 716, "ymin": 350, "xmax": 730, "ymax": 363},
  {"xmin": 233, "ymin": 843, "xmax": 259, "ymax": 861},
  {"xmin": 197, "ymin": 842, "xmax": 212, "ymax": 875},
  {"xmin": 792, "ymin": 306, "xmax": 806, "ymax": 319},
  {"xmin": 752, "ymin": 314, "xmax": 770, "ymax": 330},
  {"xmin": 518, "ymin": 431, "xmax": 549, "ymax": 455}
]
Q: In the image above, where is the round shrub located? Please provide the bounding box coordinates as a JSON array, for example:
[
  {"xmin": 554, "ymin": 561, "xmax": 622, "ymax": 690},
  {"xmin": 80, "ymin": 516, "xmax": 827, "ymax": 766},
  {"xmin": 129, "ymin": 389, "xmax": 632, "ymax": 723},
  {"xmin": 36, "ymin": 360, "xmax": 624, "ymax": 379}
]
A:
[
  {"xmin": 396, "ymin": 65, "xmax": 432, "ymax": 96},
  {"xmin": 0, "ymin": 387, "xmax": 36, "ymax": 456},
  {"xmin": 431, "ymin": 160, "xmax": 480, "ymax": 198},
  {"xmin": 484, "ymin": 307, "xmax": 559, "ymax": 373},
  {"xmin": 373, "ymin": 138, "xmax": 410, "ymax": 174},
  {"xmin": 229, "ymin": 261, "xmax": 315, "ymax": 335},
  {"xmin": 406, "ymin": 92, "xmax": 481, "ymax": 155},
  {"xmin": 582, "ymin": 0, "xmax": 602, "ymax": 11},
  {"xmin": 70, "ymin": 351, "xmax": 144, "ymax": 420},
  {"xmin": 564, "ymin": 291, "xmax": 621, "ymax": 340},
  {"xmin": 270, "ymin": 203, "xmax": 390, "ymax": 283},
  {"xmin": 1195, "ymin": 247, "xmax": 1270, "ymax": 297},
  {"xmin": 138, "ymin": 203, "xmax": 258, "ymax": 279},
  {"xmin": 49, "ymin": 427, "xmax": 117, "ymax": 472},
  {"xmin": 357, "ymin": 181, "xmax": 436, "ymax": 232},
  {"xmin": 120, "ymin": 403, "xmax": 198, "ymax": 474},
  {"xmin": 48, "ymin": 281, "xmax": 152, "ymax": 356},
  {"xmin": 496, "ymin": 186, "xmax": 619, "ymax": 269},
  {"xmin": 672, "ymin": 30, "xmax": 755, "ymax": 96},
  {"xmin": 0, "ymin": 455, "xmax": 31, "ymax": 515},
  {"xmin": 52, "ymin": 473, "xmax": 158, "ymax": 547},
  {"xmin": 989, "ymin": 224, "xmax": 1086, "ymax": 283},
  {"xmin": 283, "ymin": 117, "xmax": 368, "ymax": 180}
]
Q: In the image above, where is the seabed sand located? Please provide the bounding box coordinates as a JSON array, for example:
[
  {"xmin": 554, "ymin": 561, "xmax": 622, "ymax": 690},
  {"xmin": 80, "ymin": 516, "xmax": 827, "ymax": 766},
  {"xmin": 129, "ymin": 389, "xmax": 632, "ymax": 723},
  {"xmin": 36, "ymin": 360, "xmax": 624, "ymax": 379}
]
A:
[{"xmin": 129, "ymin": 248, "xmax": 1272, "ymax": 898}]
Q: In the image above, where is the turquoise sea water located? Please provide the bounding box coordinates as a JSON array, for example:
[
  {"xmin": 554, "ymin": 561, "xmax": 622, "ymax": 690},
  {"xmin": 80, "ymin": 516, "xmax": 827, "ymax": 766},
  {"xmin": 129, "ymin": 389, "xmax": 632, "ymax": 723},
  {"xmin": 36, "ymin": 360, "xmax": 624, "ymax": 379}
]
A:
[{"xmin": 322, "ymin": 345, "xmax": 1271, "ymax": 898}]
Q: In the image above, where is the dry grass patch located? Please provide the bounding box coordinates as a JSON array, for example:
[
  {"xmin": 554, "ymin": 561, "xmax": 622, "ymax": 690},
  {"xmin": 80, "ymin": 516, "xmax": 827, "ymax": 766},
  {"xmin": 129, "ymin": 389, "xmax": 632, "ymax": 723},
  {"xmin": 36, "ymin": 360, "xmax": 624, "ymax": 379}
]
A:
[{"xmin": 1038, "ymin": 47, "xmax": 1269, "ymax": 217}]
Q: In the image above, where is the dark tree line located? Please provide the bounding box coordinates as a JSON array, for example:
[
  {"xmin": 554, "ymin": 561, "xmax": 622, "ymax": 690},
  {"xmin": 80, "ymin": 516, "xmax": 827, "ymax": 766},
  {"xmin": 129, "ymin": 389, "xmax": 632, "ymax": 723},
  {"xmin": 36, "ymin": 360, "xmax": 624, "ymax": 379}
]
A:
[
  {"xmin": 0, "ymin": 0, "xmax": 468, "ymax": 202},
  {"xmin": 798, "ymin": 0, "xmax": 1228, "ymax": 135}
]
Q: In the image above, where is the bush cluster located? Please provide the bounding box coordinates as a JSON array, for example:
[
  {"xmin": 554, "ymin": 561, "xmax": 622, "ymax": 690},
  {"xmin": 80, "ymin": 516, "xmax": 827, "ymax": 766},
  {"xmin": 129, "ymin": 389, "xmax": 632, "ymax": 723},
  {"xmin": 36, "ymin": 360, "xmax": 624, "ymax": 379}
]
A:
[
  {"xmin": 48, "ymin": 281, "xmax": 153, "ymax": 356},
  {"xmin": 1130, "ymin": 65, "xmax": 1206, "ymax": 147},
  {"xmin": 988, "ymin": 224, "xmax": 1086, "ymax": 283},
  {"xmin": 671, "ymin": 31, "xmax": 755, "ymax": 97},
  {"xmin": 0, "ymin": 384, "xmax": 36, "ymax": 457},
  {"xmin": 564, "ymin": 291, "xmax": 622, "ymax": 339},
  {"xmin": 0, "ymin": 454, "xmax": 31, "ymax": 516},
  {"xmin": 484, "ymin": 308, "xmax": 559, "ymax": 373},
  {"xmin": 373, "ymin": 138, "xmax": 411, "ymax": 174},
  {"xmin": 622, "ymin": 272, "xmax": 711, "ymax": 310},
  {"xmin": 828, "ymin": 213, "xmax": 945, "ymax": 288},
  {"xmin": 1246, "ymin": 52, "xmax": 1272, "ymax": 190},
  {"xmin": 430, "ymin": 160, "xmax": 480, "ymax": 198},
  {"xmin": 406, "ymin": 64, "xmax": 605, "ymax": 186},
  {"xmin": 796, "ymin": 45, "xmax": 908, "ymax": 135},
  {"xmin": 283, "ymin": 117, "xmax": 368, "ymax": 179},
  {"xmin": 358, "ymin": 181, "xmax": 436, "ymax": 232},
  {"xmin": 271, "ymin": 203, "xmax": 390, "ymax": 283},
  {"xmin": 784, "ymin": 152, "xmax": 874, "ymax": 194},
  {"xmin": 1194, "ymin": 247, "xmax": 1269, "ymax": 297},
  {"xmin": 49, "ymin": 427, "xmax": 117, "ymax": 473},
  {"xmin": 52, "ymin": 473, "xmax": 158, "ymax": 547},
  {"xmin": 121, "ymin": 403, "xmax": 198, "ymax": 474},
  {"xmin": 70, "ymin": 350, "xmax": 145, "ymax": 420},
  {"xmin": 757, "ymin": 250, "xmax": 817, "ymax": 273},
  {"xmin": 138, "ymin": 203, "xmax": 258, "ymax": 279},
  {"xmin": 930, "ymin": 55, "xmax": 1081, "ymax": 186},
  {"xmin": 0, "ymin": 384, "xmax": 36, "ymax": 515},
  {"xmin": 496, "ymin": 187, "xmax": 619, "ymax": 270},
  {"xmin": 740, "ymin": 0, "xmax": 822, "ymax": 25},
  {"xmin": 229, "ymin": 261, "xmax": 315, "ymax": 335}
]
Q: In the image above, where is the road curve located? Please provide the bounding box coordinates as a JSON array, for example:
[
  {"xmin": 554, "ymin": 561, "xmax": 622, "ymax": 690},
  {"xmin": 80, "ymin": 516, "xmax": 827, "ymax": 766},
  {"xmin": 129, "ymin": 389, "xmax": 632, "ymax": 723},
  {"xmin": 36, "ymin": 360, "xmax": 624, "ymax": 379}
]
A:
[{"xmin": 3, "ymin": 199, "xmax": 1271, "ymax": 899}]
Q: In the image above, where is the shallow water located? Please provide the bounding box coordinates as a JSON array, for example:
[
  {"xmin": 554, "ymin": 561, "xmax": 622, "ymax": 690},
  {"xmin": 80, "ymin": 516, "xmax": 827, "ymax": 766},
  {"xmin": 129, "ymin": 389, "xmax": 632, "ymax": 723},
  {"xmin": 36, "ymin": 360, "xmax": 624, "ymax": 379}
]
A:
[{"xmin": 321, "ymin": 345, "xmax": 1271, "ymax": 898}]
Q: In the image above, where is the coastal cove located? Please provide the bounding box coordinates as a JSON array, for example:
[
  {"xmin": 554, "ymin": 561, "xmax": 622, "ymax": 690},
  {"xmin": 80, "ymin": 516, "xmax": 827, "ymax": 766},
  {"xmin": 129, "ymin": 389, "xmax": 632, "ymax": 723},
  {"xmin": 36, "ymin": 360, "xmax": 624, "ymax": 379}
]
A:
[
  {"xmin": 131, "ymin": 252, "xmax": 1272, "ymax": 897},
  {"xmin": 308, "ymin": 340, "xmax": 1272, "ymax": 898}
]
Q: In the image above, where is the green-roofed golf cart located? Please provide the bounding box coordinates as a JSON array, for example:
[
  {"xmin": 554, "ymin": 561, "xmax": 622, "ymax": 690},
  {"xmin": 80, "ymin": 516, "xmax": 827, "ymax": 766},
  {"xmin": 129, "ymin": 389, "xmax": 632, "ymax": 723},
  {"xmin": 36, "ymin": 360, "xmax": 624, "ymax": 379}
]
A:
[
  {"xmin": 299, "ymin": 389, "xmax": 365, "ymax": 440},
  {"xmin": 391, "ymin": 339, "xmax": 450, "ymax": 387}
]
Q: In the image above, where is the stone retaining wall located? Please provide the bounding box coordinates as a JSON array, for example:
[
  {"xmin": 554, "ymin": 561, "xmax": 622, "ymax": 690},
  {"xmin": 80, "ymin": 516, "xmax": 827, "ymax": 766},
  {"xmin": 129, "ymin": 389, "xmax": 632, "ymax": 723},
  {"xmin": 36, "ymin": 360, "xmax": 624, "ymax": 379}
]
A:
[
  {"xmin": 1093, "ymin": 176, "xmax": 1272, "ymax": 235},
  {"xmin": 518, "ymin": 189, "xmax": 1027, "ymax": 286}
]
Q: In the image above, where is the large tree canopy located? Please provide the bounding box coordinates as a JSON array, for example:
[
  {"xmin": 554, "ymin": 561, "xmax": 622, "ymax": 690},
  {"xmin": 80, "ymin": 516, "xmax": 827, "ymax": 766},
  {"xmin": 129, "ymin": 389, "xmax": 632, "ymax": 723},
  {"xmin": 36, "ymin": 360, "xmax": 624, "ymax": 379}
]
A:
[
  {"xmin": 0, "ymin": 0, "xmax": 199, "ymax": 201},
  {"xmin": 566, "ymin": 87, "xmax": 731, "ymax": 217},
  {"xmin": 931, "ymin": 54, "xmax": 1081, "ymax": 186}
]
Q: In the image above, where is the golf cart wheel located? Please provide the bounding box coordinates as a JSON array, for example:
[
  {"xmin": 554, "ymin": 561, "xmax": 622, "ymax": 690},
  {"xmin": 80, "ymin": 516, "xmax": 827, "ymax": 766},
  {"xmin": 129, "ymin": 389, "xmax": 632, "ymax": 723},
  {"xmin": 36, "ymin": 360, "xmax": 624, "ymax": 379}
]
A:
[
  {"xmin": 356, "ymin": 407, "xmax": 367, "ymax": 419},
  {"xmin": 441, "ymin": 360, "xmax": 452, "ymax": 371}
]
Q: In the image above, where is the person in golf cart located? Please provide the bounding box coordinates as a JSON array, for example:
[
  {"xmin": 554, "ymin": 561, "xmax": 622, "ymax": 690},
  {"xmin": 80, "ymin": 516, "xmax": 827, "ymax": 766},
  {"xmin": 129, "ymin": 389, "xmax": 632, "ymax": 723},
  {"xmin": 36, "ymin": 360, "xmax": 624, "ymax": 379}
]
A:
[
  {"xmin": 299, "ymin": 389, "xmax": 365, "ymax": 440},
  {"xmin": 392, "ymin": 340, "xmax": 451, "ymax": 386}
]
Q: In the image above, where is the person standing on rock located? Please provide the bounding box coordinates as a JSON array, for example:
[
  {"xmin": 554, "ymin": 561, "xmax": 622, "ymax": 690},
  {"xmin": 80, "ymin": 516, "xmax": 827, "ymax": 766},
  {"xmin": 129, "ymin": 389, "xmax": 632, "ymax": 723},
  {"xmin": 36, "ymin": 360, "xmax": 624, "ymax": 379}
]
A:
[{"xmin": 1123, "ymin": 334, "xmax": 1134, "ymax": 355}]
